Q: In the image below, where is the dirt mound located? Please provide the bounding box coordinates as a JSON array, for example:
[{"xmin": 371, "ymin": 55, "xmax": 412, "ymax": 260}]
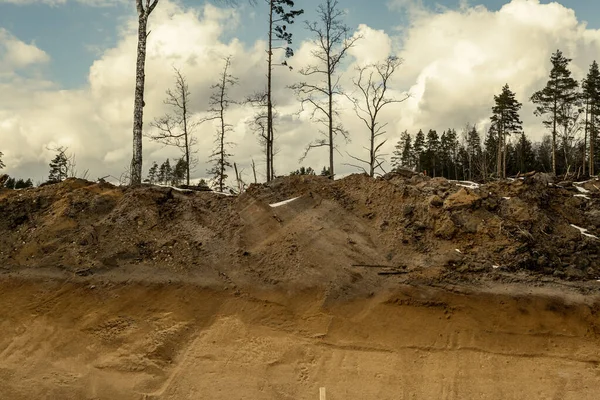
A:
[
  {"xmin": 1, "ymin": 174, "xmax": 599, "ymax": 289},
  {"xmin": 2, "ymin": 174, "xmax": 600, "ymax": 399}
]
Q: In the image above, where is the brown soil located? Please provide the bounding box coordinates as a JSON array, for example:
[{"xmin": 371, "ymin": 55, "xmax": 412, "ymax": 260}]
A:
[{"xmin": 1, "ymin": 173, "xmax": 600, "ymax": 399}]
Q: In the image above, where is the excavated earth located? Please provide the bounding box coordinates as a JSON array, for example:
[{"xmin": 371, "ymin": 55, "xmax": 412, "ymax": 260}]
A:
[{"xmin": 1, "ymin": 173, "xmax": 600, "ymax": 399}]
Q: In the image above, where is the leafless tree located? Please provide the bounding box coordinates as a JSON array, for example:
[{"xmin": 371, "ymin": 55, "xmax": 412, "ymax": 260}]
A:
[
  {"xmin": 146, "ymin": 67, "xmax": 198, "ymax": 185},
  {"xmin": 246, "ymin": 91, "xmax": 281, "ymax": 178},
  {"xmin": 346, "ymin": 56, "xmax": 408, "ymax": 177},
  {"xmin": 206, "ymin": 56, "xmax": 238, "ymax": 192},
  {"xmin": 130, "ymin": 0, "xmax": 159, "ymax": 186},
  {"xmin": 290, "ymin": 0, "xmax": 361, "ymax": 179}
]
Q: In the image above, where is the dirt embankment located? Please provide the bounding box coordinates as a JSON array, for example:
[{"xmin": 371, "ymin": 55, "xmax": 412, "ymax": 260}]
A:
[
  {"xmin": 1, "ymin": 173, "xmax": 599, "ymax": 288},
  {"xmin": 1, "ymin": 174, "xmax": 600, "ymax": 399},
  {"xmin": 1, "ymin": 279, "xmax": 600, "ymax": 400}
]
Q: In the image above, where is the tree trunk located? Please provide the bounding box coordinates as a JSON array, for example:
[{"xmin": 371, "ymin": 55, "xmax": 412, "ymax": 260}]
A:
[
  {"xmin": 369, "ymin": 124, "xmax": 375, "ymax": 177},
  {"xmin": 131, "ymin": 13, "xmax": 149, "ymax": 186},
  {"xmin": 327, "ymin": 32, "xmax": 334, "ymax": 180},
  {"xmin": 552, "ymin": 98, "xmax": 557, "ymax": 175},
  {"xmin": 266, "ymin": 0, "xmax": 274, "ymax": 182},
  {"xmin": 182, "ymin": 83, "xmax": 190, "ymax": 186},
  {"xmin": 590, "ymin": 111, "xmax": 595, "ymax": 176}
]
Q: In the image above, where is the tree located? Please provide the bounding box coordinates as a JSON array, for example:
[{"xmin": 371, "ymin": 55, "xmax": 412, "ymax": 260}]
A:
[
  {"xmin": 531, "ymin": 50, "xmax": 579, "ymax": 175},
  {"xmin": 514, "ymin": 132, "xmax": 536, "ymax": 174},
  {"xmin": 347, "ymin": 56, "xmax": 408, "ymax": 177},
  {"xmin": 424, "ymin": 129, "xmax": 440, "ymax": 177},
  {"xmin": 0, "ymin": 151, "xmax": 4, "ymax": 169},
  {"xmin": 171, "ymin": 158, "xmax": 187, "ymax": 186},
  {"xmin": 291, "ymin": 0, "xmax": 359, "ymax": 179},
  {"xmin": 319, "ymin": 166, "xmax": 331, "ymax": 176},
  {"xmin": 582, "ymin": 61, "xmax": 600, "ymax": 175},
  {"xmin": 413, "ymin": 129, "xmax": 425, "ymax": 172},
  {"xmin": 464, "ymin": 124, "xmax": 481, "ymax": 181},
  {"xmin": 158, "ymin": 159, "xmax": 172, "ymax": 185},
  {"xmin": 264, "ymin": 0, "xmax": 303, "ymax": 182},
  {"xmin": 491, "ymin": 84, "xmax": 522, "ymax": 179},
  {"xmin": 4, "ymin": 177, "xmax": 15, "ymax": 189},
  {"xmin": 392, "ymin": 130, "xmax": 412, "ymax": 170},
  {"xmin": 290, "ymin": 166, "xmax": 316, "ymax": 175},
  {"xmin": 14, "ymin": 178, "xmax": 33, "ymax": 189},
  {"xmin": 131, "ymin": 0, "xmax": 160, "ymax": 186},
  {"xmin": 207, "ymin": 56, "xmax": 237, "ymax": 192},
  {"xmin": 147, "ymin": 67, "xmax": 197, "ymax": 185},
  {"xmin": 48, "ymin": 147, "xmax": 69, "ymax": 183},
  {"xmin": 147, "ymin": 161, "xmax": 159, "ymax": 184}
]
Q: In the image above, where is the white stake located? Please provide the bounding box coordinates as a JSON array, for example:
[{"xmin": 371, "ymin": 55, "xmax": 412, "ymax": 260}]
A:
[{"xmin": 319, "ymin": 387, "xmax": 326, "ymax": 400}]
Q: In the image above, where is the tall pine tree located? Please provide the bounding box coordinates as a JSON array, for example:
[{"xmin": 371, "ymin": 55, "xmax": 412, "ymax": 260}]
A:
[
  {"xmin": 530, "ymin": 50, "xmax": 579, "ymax": 175},
  {"xmin": 413, "ymin": 129, "xmax": 425, "ymax": 172},
  {"xmin": 392, "ymin": 130, "xmax": 412, "ymax": 170},
  {"xmin": 582, "ymin": 60, "xmax": 600, "ymax": 175},
  {"xmin": 491, "ymin": 84, "xmax": 522, "ymax": 179}
]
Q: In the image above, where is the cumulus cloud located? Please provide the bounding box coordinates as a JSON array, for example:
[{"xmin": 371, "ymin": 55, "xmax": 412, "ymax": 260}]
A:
[
  {"xmin": 3, "ymin": 0, "xmax": 600, "ymax": 184},
  {"xmin": 0, "ymin": 0, "xmax": 125, "ymax": 6},
  {"xmin": 0, "ymin": 28, "xmax": 49, "ymax": 73}
]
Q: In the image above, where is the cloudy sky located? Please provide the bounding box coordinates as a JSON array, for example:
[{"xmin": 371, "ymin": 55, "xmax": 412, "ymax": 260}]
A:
[{"xmin": 1, "ymin": 0, "xmax": 600, "ymax": 185}]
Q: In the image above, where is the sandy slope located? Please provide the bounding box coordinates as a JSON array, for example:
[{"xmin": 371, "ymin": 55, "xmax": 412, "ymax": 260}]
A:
[{"xmin": 1, "ymin": 278, "xmax": 599, "ymax": 400}]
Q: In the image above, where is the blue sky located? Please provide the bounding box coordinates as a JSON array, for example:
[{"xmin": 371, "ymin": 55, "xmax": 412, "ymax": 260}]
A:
[{"xmin": 2, "ymin": 0, "xmax": 598, "ymax": 89}]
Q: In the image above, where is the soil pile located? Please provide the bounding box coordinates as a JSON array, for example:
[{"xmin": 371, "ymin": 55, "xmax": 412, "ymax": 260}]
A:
[
  {"xmin": 1, "ymin": 174, "xmax": 600, "ymax": 399},
  {"xmin": 1, "ymin": 173, "xmax": 598, "ymax": 288}
]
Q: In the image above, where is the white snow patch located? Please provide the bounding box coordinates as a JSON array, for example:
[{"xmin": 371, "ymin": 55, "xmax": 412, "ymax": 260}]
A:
[
  {"xmin": 502, "ymin": 197, "xmax": 511, "ymax": 200},
  {"xmin": 455, "ymin": 249, "xmax": 462, "ymax": 254},
  {"xmin": 492, "ymin": 265, "xmax": 500, "ymax": 269},
  {"xmin": 156, "ymin": 184, "xmax": 193, "ymax": 193},
  {"xmin": 213, "ymin": 191, "xmax": 235, "ymax": 196},
  {"xmin": 574, "ymin": 185, "xmax": 590, "ymax": 194},
  {"xmin": 269, "ymin": 197, "xmax": 300, "ymax": 208},
  {"xmin": 570, "ymin": 224, "xmax": 599, "ymax": 240},
  {"xmin": 450, "ymin": 180, "xmax": 479, "ymax": 189},
  {"xmin": 574, "ymin": 194, "xmax": 591, "ymax": 200}
]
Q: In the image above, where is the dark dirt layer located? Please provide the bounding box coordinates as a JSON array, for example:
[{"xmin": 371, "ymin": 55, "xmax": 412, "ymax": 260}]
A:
[{"xmin": 0, "ymin": 173, "xmax": 599, "ymax": 295}]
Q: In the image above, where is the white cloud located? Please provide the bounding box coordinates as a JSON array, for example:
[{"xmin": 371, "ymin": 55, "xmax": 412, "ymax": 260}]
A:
[
  {"xmin": 0, "ymin": 28, "xmax": 49, "ymax": 73},
  {"xmin": 3, "ymin": 0, "xmax": 600, "ymax": 184},
  {"xmin": 0, "ymin": 0, "xmax": 126, "ymax": 6}
]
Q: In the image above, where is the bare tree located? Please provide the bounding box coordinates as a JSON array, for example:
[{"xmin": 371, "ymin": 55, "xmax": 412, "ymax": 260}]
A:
[
  {"xmin": 246, "ymin": 91, "xmax": 281, "ymax": 178},
  {"xmin": 346, "ymin": 56, "xmax": 408, "ymax": 177},
  {"xmin": 146, "ymin": 67, "xmax": 198, "ymax": 185},
  {"xmin": 290, "ymin": 0, "xmax": 361, "ymax": 179},
  {"xmin": 206, "ymin": 56, "xmax": 238, "ymax": 192},
  {"xmin": 130, "ymin": 0, "xmax": 159, "ymax": 186}
]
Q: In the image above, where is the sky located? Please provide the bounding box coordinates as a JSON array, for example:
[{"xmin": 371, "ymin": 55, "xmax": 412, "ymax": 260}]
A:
[{"xmin": 1, "ymin": 0, "xmax": 600, "ymax": 185}]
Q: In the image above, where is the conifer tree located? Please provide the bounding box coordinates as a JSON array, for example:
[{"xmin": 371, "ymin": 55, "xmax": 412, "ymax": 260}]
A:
[
  {"xmin": 147, "ymin": 161, "xmax": 158, "ymax": 184},
  {"xmin": 48, "ymin": 148, "xmax": 69, "ymax": 183},
  {"xmin": 425, "ymin": 129, "xmax": 440, "ymax": 176},
  {"xmin": 413, "ymin": 129, "xmax": 425, "ymax": 172},
  {"xmin": 264, "ymin": 0, "xmax": 303, "ymax": 182},
  {"xmin": 582, "ymin": 60, "xmax": 600, "ymax": 175},
  {"xmin": 465, "ymin": 125, "xmax": 481, "ymax": 180},
  {"xmin": 172, "ymin": 158, "xmax": 187, "ymax": 186},
  {"xmin": 0, "ymin": 151, "xmax": 4, "ymax": 169},
  {"xmin": 392, "ymin": 130, "xmax": 412, "ymax": 169},
  {"xmin": 531, "ymin": 50, "xmax": 579, "ymax": 175},
  {"xmin": 491, "ymin": 84, "xmax": 522, "ymax": 179},
  {"xmin": 158, "ymin": 159, "xmax": 172, "ymax": 185}
]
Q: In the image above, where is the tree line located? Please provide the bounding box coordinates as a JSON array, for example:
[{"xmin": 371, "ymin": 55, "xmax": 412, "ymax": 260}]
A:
[{"xmin": 391, "ymin": 50, "xmax": 600, "ymax": 180}]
